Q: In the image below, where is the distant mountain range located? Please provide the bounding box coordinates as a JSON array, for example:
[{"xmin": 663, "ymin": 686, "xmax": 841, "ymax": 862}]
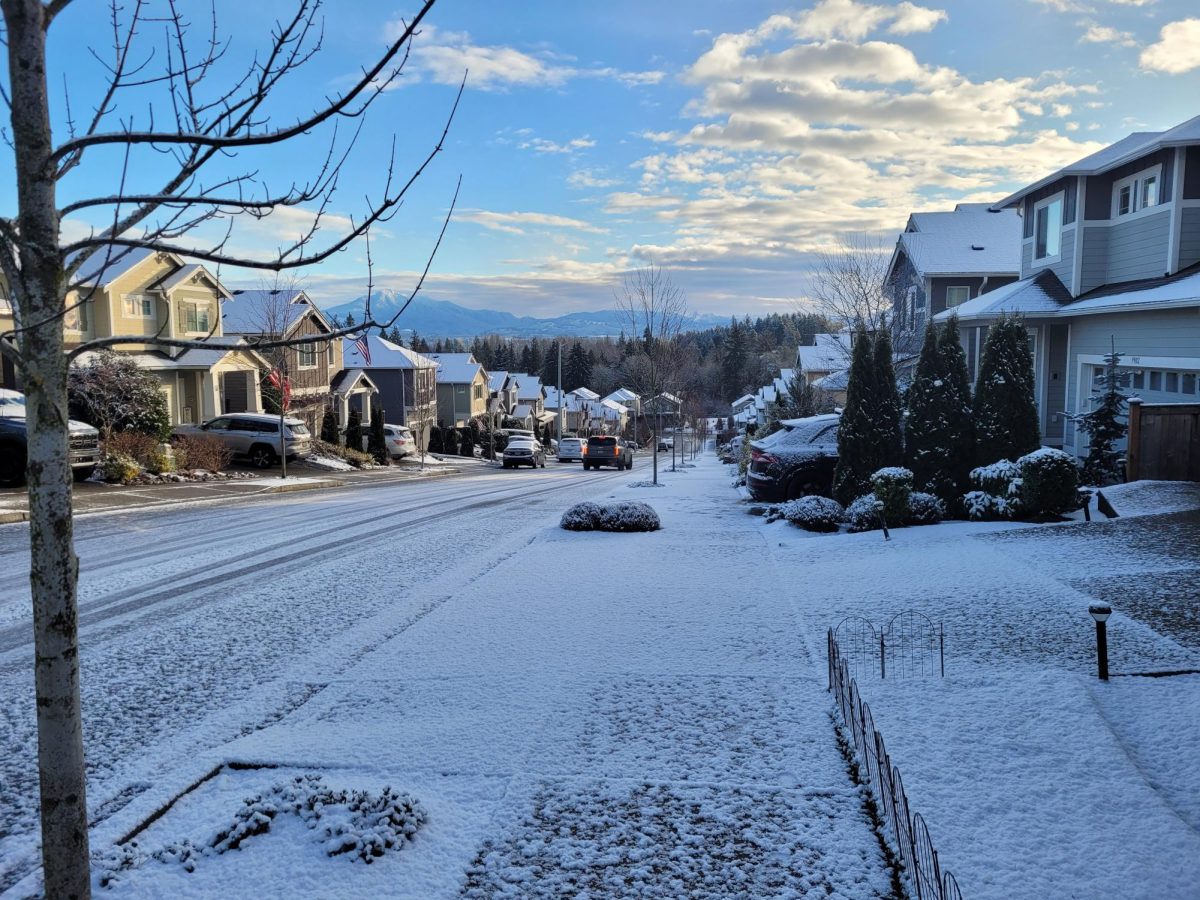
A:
[{"xmin": 322, "ymin": 290, "xmax": 728, "ymax": 339}]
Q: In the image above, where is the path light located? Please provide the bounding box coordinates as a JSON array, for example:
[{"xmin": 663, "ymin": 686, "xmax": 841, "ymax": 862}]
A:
[
  {"xmin": 874, "ymin": 500, "xmax": 890, "ymax": 541},
  {"xmin": 1089, "ymin": 605, "xmax": 1112, "ymax": 681}
]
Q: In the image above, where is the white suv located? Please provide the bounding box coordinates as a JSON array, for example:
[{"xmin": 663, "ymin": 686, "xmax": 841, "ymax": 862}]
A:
[{"xmin": 557, "ymin": 436, "xmax": 585, "ymax": 462}]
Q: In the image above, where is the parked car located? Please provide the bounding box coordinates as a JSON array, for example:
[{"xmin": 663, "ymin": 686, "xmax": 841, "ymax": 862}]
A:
[
  {"xmin": 172, "ymin": 413, "xmax": 312, "ymax": 468},
  {"xmin": 657, "ymin": 438, "xmax": 673, "ymax": 452},
  {"xmin": 747, "ymin": 413, "xmax": 840, "ymax": 502},
  {"xmin": 383, "ymin": 424, "xmax": 415, "ymax": 459},
  {"xmin": 0, "ymin": 389, "xmax": 101, "ymax": 485},
  {"xmin": 502, "ymin": 437, "xmax": 546, "ymax": 469},
  {"xmin": 557, "ymin": 436, "xmax": 586, "ymax": 462},
  {"xmin": 584, "ymin": 435, "xmax": 632, "ymax": 470}
]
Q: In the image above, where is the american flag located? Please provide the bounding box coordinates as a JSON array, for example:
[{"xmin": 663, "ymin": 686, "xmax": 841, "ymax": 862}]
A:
[{"xmin": 353, "ymin": 334, "xmax": 372, "ymax": 365}]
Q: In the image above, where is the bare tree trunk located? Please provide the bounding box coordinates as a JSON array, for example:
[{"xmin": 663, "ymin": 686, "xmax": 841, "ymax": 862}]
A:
[{"xmin": 4, "ymin": 2, "xmax": 91, "ymax": 896}]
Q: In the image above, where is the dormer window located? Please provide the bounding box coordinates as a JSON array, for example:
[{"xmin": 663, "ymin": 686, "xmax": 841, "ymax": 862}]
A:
[
  {"xmin": 181, "ymin": 300, "xmax": 211, "ymax": 333},
  {"xmin": 1112, "ymin": 164, "xmax": 1161, "ymax": 218},
  {"xmin": 1033, "ymin": 193, "xmax": 1063, "ymax": 262},
  {"xmin": 124, "ymin": 294, "xmax": 154, "ymax": 318}
]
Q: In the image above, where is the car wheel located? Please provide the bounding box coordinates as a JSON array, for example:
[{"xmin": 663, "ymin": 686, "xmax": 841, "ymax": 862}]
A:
[
  {"xmin": 0, "ymin": 446, "xmax": 26, "ymax": 486},
  {"xmin": 72, "ymin": 466, "xmax": 95, "ymax": 483},
  {"xmin": 249, "ymin": 444, "xmax": 278, "ymax": 468}
]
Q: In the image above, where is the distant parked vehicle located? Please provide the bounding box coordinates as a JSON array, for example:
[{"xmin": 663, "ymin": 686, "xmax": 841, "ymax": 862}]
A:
[
  {"xmin": 383, "ymin": 424, "xmax": 415, "ymax": 459},
  {"xmin": 557, "ymin": 436, "xmax": 586, "ymax": 462},
  {"xmin": 502, "ymin": 437, "xmax": 546, "ymax": 469},
  {"xmin": 172, "ymin": 412, "xmax": 312, "ymax": 468},
  {"xmin": 0, "ymin": 389, "xmax": 100, "ymax": 484},
  {"xmin": 657, "ymin": 439, "xmax": 673, "ymax": 452},
  {"xmin": 747, "ymin": 413, "xmax": 840, "ymax": 502},
  {"xmin": 584, "ymin": 435, "xmax": 632, "ymax": 470}
]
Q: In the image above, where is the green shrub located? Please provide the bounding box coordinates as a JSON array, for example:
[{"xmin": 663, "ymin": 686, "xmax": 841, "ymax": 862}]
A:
[
  {"xmin": 459, "ymin": 428, "xmax": 474, "ymax": 457},
  {"xmin": 321, "ymin": 407, "xmax": 340, "ymax": 444},
  {"xmin": 101, "ymin": 454, "xmax": 140, "ymax": 484},
  {"xmin": 846, "ymin": 495, "xmax": 881, "ymax": 532},
  {"xmin": 345, "ymin": 409, "xmax": 363, "ymax": 451},
  {"xmin": 1017, "ymin": 448, "xmax": 1080, "ymax": 516},
  {"xmin": 780, "ymin": 495, "xmax": 846, "ymax": 532},
  {"xmin": 342, "ymin": 447, "xmax": 375, "ymax": 468},
  {"xmin": 443, "ymin": 426, "xmax": 460, "ymax": 456},
  {"xmin": 907, "ymin": 491, "xmax": 945, "ymax": 526},
  {"xmin": 870, "ymin": 466, "xmax": 913, "ymax": 526}
]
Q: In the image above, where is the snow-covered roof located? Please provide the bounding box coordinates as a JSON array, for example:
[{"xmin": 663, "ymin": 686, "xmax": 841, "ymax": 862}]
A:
[
  {"xmin": 428, "ymin": 352, "xmax": 485, "ymax": 385},
  {"xmin": 342, "ymin": 335, "xmax": 437, "ymax": 370},
  {"xmin": 731, "ymin": 394, "xmax": 755, "ymax": 410},
  {"xmin": 1066, "ymin": 266, "xmax": 1200, "ymax": 316},
  {"xmin": 571, "ymin": 387, "xmax": 600, "ymax": 400},
  {"xmin": 512, "ymin": 403, "xmax": 533, "ymax": 419},
  {"xmin": 329, "ymin": 368, "xmax": 379, "ymax": 396},
  {"xmin": 509, "ymin": 373, "xmax": 544, "ymax": 399},
  {"xmin": 895, "ymin": 206, "xmax": 1021, "ymax": 276},
  {"xmin": 934, "ymin": 270, "xmax": 1073, "ymax": 322},
  {"xmin": 599, "ymin": 398, "xmax": 626, "ymax": 417},
  {"xmin": 797, "ymin": 333, "xmax": 852, "ymax": 375},
  {"xmin": 814, "ymin": 369, "xmax": 850, "ymax": 392},
  {"xmin": 994, "ymin": 114, "xmax": 1200, "ymax": 209},
  {"xmin": 489, "ymin": 371, "xmax": 511, "ymax": 392},
  {"xmin": 70, "ymin": 246, "xmax": 167, "ymax": 287},
  {"xmin": 223, "ymin": 289, "xmax": 323, "ymax": 335},
  {"xmin": 77, "ymin": 336, "xmax": 270, "ymax": 371},
  {"xmin": 604, "ymin": 388, "xmax": 638, "ymax": 404},
  {"xmin": 151, "ymin": 263, "xmax": 232, "ymax": 299}
]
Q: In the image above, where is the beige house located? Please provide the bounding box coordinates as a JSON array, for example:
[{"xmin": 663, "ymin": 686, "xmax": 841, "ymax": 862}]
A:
[{"xmin": 1, "ymin": 247, "xmax": 272, "ymax": 423}]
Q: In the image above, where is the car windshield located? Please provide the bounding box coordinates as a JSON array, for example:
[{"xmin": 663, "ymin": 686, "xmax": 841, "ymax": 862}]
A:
[
  {"xmin": 287, "ymin": 423, "xmax": 310, "ymax": 436},
  {"xmin": 780, "ymin": 416, "xmax": 839, "ymax": 443},
  {"xmin": 0, "ymin": 390, "xmax": 27, "ymax": 417}
]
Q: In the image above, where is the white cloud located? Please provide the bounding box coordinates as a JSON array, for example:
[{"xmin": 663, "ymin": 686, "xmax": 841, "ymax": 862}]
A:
[
  {"xmin": 1140, "ymin": 18, "xmax": 1200, "ymax": 74},
  {"xmin": 520, "ymin": 135, "xmax": 596, "ymax": 154},
  {"xmin": 890, "ymin": 1, "xmax": 951, "ymax": 34},
  {"xmin": 568, "ymin": 169, "xmax": 621, "ymax": 189},
  {"xmin": 1079, "ymin": 23, "xmax": 1136, "ymax": 46},
  {"xmin": 459, "ymin": 210, "xmax": 608, "ymax": 236}
]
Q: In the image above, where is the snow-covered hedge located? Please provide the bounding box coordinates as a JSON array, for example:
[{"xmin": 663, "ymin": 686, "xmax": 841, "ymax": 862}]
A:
[
  {"xmin": 560, "ymin": 501, "xmax": 661, "ymax": 532},
  {"xmin": 1017, "ymin": 447, "xmax": 1080, "ymax": 515},
  {"xmin": 846, "ymin": 494, "xmax": 881, "ymax": 532},
  {"xmin": 779, "ymin": 495, "xmax": 846, "ymax": 532},
  {"xmin": 970, "ymin": 460, "xmax": 1021, "ymax": 497},
  {"xmin": 964, "ymin": 459, "xmax": 1022, "ymax": 520},
  {"xmin": 906, "ymin": 491, "xmax": 945, "ymax": 526},
  {"xmin": 870, "ymin": 466, "xmax": 912, "ymax": 526}
]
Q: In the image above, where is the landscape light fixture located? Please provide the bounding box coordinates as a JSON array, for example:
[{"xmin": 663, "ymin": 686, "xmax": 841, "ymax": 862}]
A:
[
  {"xmin": 874, "ymin": 500, "xmax": 890, "ymax": 541},
  {"xmin": 1089, "ymin": 605, "xmax": 1112, "ymax": 681}
]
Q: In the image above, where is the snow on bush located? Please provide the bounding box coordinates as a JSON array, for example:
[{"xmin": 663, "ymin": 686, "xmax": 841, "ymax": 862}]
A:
[
  {"xmin": 560, "ymin": 501, "xmax": 660, "ymax": 532},
  {"xmin": 963, "ymin": 490, "xmax": 1017, "ymax": 521},
  {"xmin": 963, "ymin": 459, "xmax": 1023, "ymax": 520},
  {"xmin": 1017, "ymin": 447, "xmax": 1080, "ymax": 516},
  {"xmin": 846, "ymin": 494, "xmax": 881, "ymax": 532},
  {"xmin": 779, "ymin": 496, "xmax": 846, "ymax": 532},
  {"xmin": 870, "ymin": 466, "xmax": 912, "ymax": 526},
  {"xmin": 100, "ymin": 453, "xmax": 140, "ymax": 485},
  {"xmin": 970, "ymin": 459, "xmax": 1020, "ymax": 497},
  {"xmin": 95, "ymin": 775, "xmax": 427, "ymax": 886},
  {"xmin": 906, "ymin": 491, "xmax": 945, "ymax": 526}
]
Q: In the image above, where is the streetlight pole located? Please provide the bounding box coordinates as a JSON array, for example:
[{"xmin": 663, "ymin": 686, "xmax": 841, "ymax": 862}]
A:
[
  {"xmin": 1089, "ymin": 605, "xmax": 1111, "ymax": 680},
  {"xmin": 557, "ymin": 342, "xmax": 564, "ymax": 441}
]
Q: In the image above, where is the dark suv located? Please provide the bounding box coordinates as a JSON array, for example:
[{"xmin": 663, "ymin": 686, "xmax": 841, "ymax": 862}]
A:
[
  {"xmin": 583, "ymin": 435, "xmax": 633, "ymax": 470},
  {"xmin": 0, "ymin": 389, "xmax": 101, "ymax": 485},
  {"xmin": 747, "ymin": 413, "xmax": 840, "ymax": 502}
]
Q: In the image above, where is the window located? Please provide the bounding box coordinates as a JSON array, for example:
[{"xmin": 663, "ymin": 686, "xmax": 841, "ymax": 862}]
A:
[
  {"xmin": 1183, "ymin": 374, "xmax": 1197, "ymax": 395},
  {"xmin": 297, "ymin": 342, "xmax": 317, "ymax": 369},
  {"xmin": 64, "ymin": 301, "xmax": 88, "ymax": 332},
  {"xmin": 1131, "ymin": 371, "xmax": 1144, "ymax": 389},
  {"xmin": 1149, "ymin": 371, "xmax": 1162, "ymax": 391},
  {"xmin": 1112, "ymin": 164, "xmax": 1162, "ymax": 218},
  {"xmin": 1165, "ymin": 372, "xmax": 1179, "ymax": 392},
  {"xmin": 124, "ymin": 295, "xmax": 154, "ymax": 317},
  {"xmin": 946, "ymin": 286, "xmax": 971, "ymax": 307},
  {"xmin": 181, "ymin": 301, "xmax": 211, "ymax": 333},
  {"xmin": 1034, "ymin": 194, "xmax": 1062, "ymax": 261}
]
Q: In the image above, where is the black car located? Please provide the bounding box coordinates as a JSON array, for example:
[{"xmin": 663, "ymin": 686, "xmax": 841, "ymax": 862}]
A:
[
  {"xmin": 583, "ymin": 435, "xmax": 633, "ymax": 470},
  {"xmin": 747, "ymin": 413, "xmax": 840, "ymax": 502}
]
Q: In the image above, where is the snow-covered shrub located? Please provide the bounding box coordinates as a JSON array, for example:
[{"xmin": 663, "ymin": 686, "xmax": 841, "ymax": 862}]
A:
[
  {"xmin": 963, "ymin": 490, "xmax": 1017, "ymax": 521},
  {"xmin": 560, "ymin": 502, "xmax": 603, "ymax": 531},
  {"xmin": 1017, "ymin": 447, "xmax": 1080, "ymax": 516},
  {"xmin": 907, "ymin": 491, "xmax": 945, "ymax": 526},
  {"xmin": 100, "ymin": 453, "xmax": 140, "ymax": 485},
  {"xmin": 970, "ymin": 459, "xmax": 1020, "ymax": 497},
  {"xmin": 963, "ymin": 459, "xmax": 1023, "ymax": 520},
  {"xmin": 560, "ymin": 501, "xmax": 660, "ymax": 532},
  {"xmin": 846, "ymin": 494, "xmax": 881, "ymax": 532},
  {"xmin": 779, "ymin": 495, "xmax": 846, "ymax": 532},
  {"xmin": 870, "ymin": 466, "xmax": 912, "ymax": 526}
]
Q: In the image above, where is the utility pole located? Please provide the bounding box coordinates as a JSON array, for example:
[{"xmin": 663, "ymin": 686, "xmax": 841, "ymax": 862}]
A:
[{"xmin": 557, "ymin": 342, "xmax": 564, "ymax": 440}]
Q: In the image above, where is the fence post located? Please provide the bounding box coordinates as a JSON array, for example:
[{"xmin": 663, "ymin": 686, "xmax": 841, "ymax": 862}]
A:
[
  {"xmin": 1126, "ymin": 397, "xmax": 1142, "ymax": 482},
  {"xmin": 939, "ymin": 623, "xmax": 944, "ymax": 678},
  {"xmin": 880, "ymin": 630, "xmax": 886, "ymax": 680}
]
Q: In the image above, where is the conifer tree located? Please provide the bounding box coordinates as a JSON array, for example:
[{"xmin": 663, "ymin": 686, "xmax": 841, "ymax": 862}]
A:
[
  {"xmin": 973, "ymin": 315, "xmax": 1040, "ymax": 464},
  {"xmin": 540, "ymin": 341, "xmax": 561, "ymax": 387},
  {"xmin": 566, "ymin": 342, "xmax": 592, "ymax": 390},
  {"xmin": 368, "ymin": 408, "xmax": 388, "ymax": 464},
  {"xmin": 832, "ymin": 328, "xmax": 878, "ymax": 503},
  {"xmin": 1074, "ymin": 344, "xmax": 1127, "ymax": 485},
  {"xmin": 872, "ymin": 328, "xmax": 904, "ymax": 465},
  {"xmin": 345, "ymin": 409, "xmax": 363, "ymax": 451},
  {"xmin": 938, "ymin": 316, "xmax": 976, "ymax": 498},
  {"xmin": 320, "ymin": 406, "xmax": 339, "ymax": 445},
  {"xmin": 443, "ymin": 424, "xmax": 460, "ymax": 456},
  {"xmin": 904, "ymin": 325, "xmax": 945, "ymax": 493},
  {"xmin": 428, "ymin": 424, "xmax": 444, "ymax": 454},
  {"xmin": 786, "ymin": 373, "xmax": 817, "ymax": 419}
]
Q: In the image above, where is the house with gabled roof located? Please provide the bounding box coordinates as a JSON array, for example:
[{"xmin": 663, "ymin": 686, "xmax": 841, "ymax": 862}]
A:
[
  {"xmin": 428, "ymin": 352, "xmax": 489, "ymax": 427},
  {"xmin": 342, "ymin": 335, "xmax": 437, "ymax": 445},
  {"xmin": 935, "ymin": 114, "xmax": 1200, "ymax": 458}
]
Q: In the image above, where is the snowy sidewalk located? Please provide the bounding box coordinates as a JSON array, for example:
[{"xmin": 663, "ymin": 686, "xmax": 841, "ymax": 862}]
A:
[{"xmin": 89, "ymin": 459, "xmax": 897, "ymax": 898}]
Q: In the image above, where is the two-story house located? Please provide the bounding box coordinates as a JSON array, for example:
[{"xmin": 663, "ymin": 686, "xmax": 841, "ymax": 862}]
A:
[
  {"xmin": 935, "ymin": 114, "xmax": 1200, "ymax": 457},
  {"xmin": 221, "ymin": 288, "xmax": 345, "ymax": 430},
  {"xmin": 488, "ymin": 371, "xmax": 520, "ymax": 420},
  {"xmin": 509, "ymin": 373, "xmax": 557, "ymax": 432},
  {"xmin": 428, "ymin": 352, "xmax": 489, "ymax": 427},
  {"xmin": 1, "ymin": 248, "xmax": 273, "ymax": 423},
  {"xmin": 342, "ymin": 334, "xmax": 437, "ymax": 448}
]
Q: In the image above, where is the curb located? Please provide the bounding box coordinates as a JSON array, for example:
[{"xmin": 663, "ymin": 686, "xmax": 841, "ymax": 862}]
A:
[
  {"xmin": 258, "ymin": 478, "xmax": 346, "ymax": 494},
  {"xmin": 0, "ymin": 509, "xmax": 29, "ymax": 524}
]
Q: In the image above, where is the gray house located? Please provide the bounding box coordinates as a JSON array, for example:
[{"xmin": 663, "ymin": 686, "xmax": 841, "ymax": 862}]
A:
[
  {"xmin": 934, "ymin": 114, "xmax": 1200, "ymax": 459},
  {"xmin": 341, "ymin": 335, "xmax": 438, "ymax": 447}
]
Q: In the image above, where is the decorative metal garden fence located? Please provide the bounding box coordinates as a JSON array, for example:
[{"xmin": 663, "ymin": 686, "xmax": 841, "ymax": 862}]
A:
[
  {"xmin": 828, "ymin": 628, "xmax": 963, "ymax": 900},
  {"xmin": 833, "ymin": 612, "xmax": 944, "ymax": 681}
]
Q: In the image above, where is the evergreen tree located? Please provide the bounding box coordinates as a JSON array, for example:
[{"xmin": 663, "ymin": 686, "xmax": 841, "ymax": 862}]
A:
[
  {"xmin": 721, "ymin": 319, "xmax": 748, "ymax": 401},
  {"xmin": 540, "ymin": 341, "xmax": 560, "ymax": 387},
  {"xmin": 565, "ymin": 341, "xmax": 591, "ymax": 389},
  {"xmin": 442, "ymin": 424, "xmax": 460, "ymax": 455},
  {"xmin": 938, "ymin": 316, "xmax": 976, "ymax": 498},
  {"xmin": 904, "ymin": 325, "xmax": 953, "ymax": 499},
  {"xmin": 387, "ymin": 326, "xmax": 404, "ymax": 346},
  {"xmin": 973, "ymin": 315, "xmax": 1040, "ymax": 464},
  {"xmin": 872, "ymin": 328, "xmax": 904, "ymax": 465},
  {"xmin": 528, "ymin": 342, "xmax": 544, "ymax": 379},
  {"xmin": 434, "ymin": 338, "xmax": 445, "ymax": 353},
  {"xmin": 428, "ymin": 424, "xmax": 444, "ymax": 454},
  {"xmin": 368, "ymin": 408, "xmax": 388, "ymax": 463},
  {"xmin": 320, "ymin": 406, "xmax": 339, "ymax": 444},
  {"xmin": 519, "ymin": 344, "xmax": 534, "ymax": 375},
  {"xmin": 343, "ymin": 312, "xmax": 356, "ymax": 328},
  {"xmin": 1074, "ymin": 344, "xmax": 1127, "ymax": 485},
  {"xmin": 493, "ymin": 342, "xmax": 512, "ymax": 371},
  {"xmin": 459, "ymin": 427, "xmax": 474, "ymax": 457},
  {"xmin": 788, "ymin": 373, "xmax": 816, "ymax": 418},
  {"xmin": 832, "ymin": 329, "xmax": 903, "ymax": 504},
  {"xmin": 345, "ymin": 408, "xmax": 363, "ymax": 451}
]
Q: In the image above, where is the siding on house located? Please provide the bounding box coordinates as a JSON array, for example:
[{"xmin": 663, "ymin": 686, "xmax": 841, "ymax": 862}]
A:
[
  {"xmin": 1023, "ymin": 226, "xmax": 1076, "ymax": 287},
  {"xmin": 1178, "ymin": 206, "xmax": 1200, "ymax": 270},
  {"xmin": 1083, "ymin": 148, "xmax": 1175, "ymax": 220},
  {"xmin": 930, "ymin": 276, "xmax": 986, "ymax": 316},
  {"xmin": 1080, "ymin": 227, "xmax": 1109, "ymax": 294},
  {"xmin": 286, "ymin": 315, "xmax": 337, "ymax": 394},
  {"xmin": 1044, "ymin": 324, "xmax": 1070, "ymax": 442},
  {"xmin": 1104, "ymin": 209, "xmax": 1172, "ymax": 283}
]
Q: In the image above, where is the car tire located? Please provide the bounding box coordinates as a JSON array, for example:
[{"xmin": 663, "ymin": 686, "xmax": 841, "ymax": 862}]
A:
[
  {"xmin": 0, "ymin": 445, "xmax": 26, "ymax": 486},
  {"xmin": 72, "ymin": 466, "xmax": 95, "ymax": 483},
  {"xmin": 249, "ymin": 444, "xmax": 278, "ymax": 468}
]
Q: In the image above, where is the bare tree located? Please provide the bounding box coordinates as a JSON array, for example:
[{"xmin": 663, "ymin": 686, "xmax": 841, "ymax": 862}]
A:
[
  {"xmin": 616, "ymin": 264, "xmax": 688, "ymax": 486},
  {"xmin": 0, "ymin": 1, "xmax": 458, "ymax": 893},
  {"xmin": 807, "ymin": 233, "xmax": 892, "ymax": 337}
]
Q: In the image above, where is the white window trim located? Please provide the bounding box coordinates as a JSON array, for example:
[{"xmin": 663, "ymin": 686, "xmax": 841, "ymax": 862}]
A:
[
  {"xmin": 945, "ymin": 285, "xmax": 971, "ymax": 308},
  {"xmin": 179, "ymin": 300, "xmax": 212, "ymax": 334},
  {"xmin": 296, "ymin": 342, "xmax": 318, "ymax": 370},
  {"xmin": 1110, "ymin": 163, "xmax": 1163, "ymax": 220},
  {"xmin": 1032, "ymin": 191, "xmax": 1065, "ymax": 265},
  {"xmin": 124, "ymin": 294, "xmax": 155, "ymax": 318}
]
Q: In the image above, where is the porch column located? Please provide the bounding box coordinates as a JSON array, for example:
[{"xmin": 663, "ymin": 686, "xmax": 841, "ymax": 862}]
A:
[
  {"xmin": 203, "ymin": 371, "xmax": 221, "ymax": 419},
  {"xmin": 250, "ymin": 371, "xmax": 264, "ymax": 413}
]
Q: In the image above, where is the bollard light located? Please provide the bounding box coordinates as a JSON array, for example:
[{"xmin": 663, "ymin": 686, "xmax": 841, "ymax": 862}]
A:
[
  {"xmin": 874, "ymin": 500, "xmax": 890, "ymax": 541},
  {"xmin": 1089, "ymin": 605, "xmax": 1111, "ymax": 680}
]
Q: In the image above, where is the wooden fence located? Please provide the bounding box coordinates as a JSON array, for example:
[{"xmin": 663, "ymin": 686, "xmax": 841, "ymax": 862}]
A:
[{"xmin": 1126, "ymin": 399, "xmax": 1200, "ymax": 482}]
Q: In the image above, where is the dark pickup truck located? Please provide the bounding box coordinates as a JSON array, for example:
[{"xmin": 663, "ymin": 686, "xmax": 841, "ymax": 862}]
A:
[{"xmin": 0, "ymin": 389, "xmax": 101, "ymax": 485}]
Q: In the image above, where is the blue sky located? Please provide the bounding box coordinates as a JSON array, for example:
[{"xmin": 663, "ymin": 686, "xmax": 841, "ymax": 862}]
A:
[{"xmin": 16, "ymin": 0, "xmax": 1200, "ymax": 316}]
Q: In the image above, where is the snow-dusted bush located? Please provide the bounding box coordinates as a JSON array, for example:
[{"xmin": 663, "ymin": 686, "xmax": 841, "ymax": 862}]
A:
[
  {"xmin": 1017, "ymin": 447, "xmax": 1080, "ymax": 516},
  {"xmin": 560, "ymin": 501, "xmax": 660, "ymax": 532},
  {"xmin": 846, "ymin": 494, "xmax": 881, "ymax": 532},
  {"xmin": 906, "ymin": 491, "xmax": 945, "ymax": 526},
  {"xmin": 779, "ymin": 495, "xmax": 846, "ymax": 532},
  {"xmin": 560, "ymin": 501, "xmax": 604, "ymax": 531},
  {"xmin": 870, "ymin": 466, "xmax": 912, "ymax": 526},
  {"xmin": 100, "ymin": 453, "xmax": 140, "ymax": 485},
  {"xmin": 95, "ymin": 775, "xmax": 427, "ymax": 886},
  {"xmin": 963, "ymin": 490, "xmax": 1017, "ymax": 521},
  {"xmin": 963, "ymin": 460, "xmax": 1022, "ymax": 520}
]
